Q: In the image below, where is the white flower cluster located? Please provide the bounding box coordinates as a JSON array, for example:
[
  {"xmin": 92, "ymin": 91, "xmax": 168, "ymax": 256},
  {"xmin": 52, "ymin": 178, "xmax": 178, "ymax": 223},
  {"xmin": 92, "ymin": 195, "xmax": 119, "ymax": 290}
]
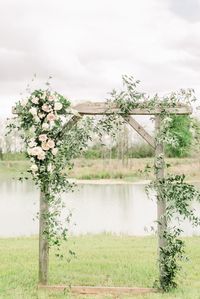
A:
[
  {"xmin": 19, "ymin": 90, "xmax": 65, "ymax": 174},
  {"xmin": 28, "ymin": 135, "xmax": 58, "ymax": 161},
  {"xmin": 26, "ymin": 92, "xmax": 63, "ymax": 125}
]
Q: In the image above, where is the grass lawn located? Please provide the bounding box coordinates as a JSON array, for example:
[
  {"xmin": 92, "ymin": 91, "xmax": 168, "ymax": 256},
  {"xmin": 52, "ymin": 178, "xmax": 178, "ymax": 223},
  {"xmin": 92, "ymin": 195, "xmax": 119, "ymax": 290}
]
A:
[{"xmin": 1, "ymin": 235, "xmax": 200, "ymax": 299}]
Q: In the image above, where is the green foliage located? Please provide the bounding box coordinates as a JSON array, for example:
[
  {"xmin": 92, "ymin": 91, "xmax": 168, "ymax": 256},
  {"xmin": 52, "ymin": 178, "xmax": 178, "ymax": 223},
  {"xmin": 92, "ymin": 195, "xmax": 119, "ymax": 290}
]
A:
[
  {"xmin": 8, "ymin": 89, "xmax": 96, "ymax": 253},
  {"xmin": 108, "ymin": 75, "xmax": 199, "ymax": 292},
  {"xmin": 2, "ymin": 235, "xmax": 200, "ymax": 298},
  {"xmin": 159, "ymin": 228, "xmax": 185, "ymax": 291},
  {"xmin": 83, "ymin": 145, "xmax": 103, "ymax": 159},
  {"xmin": 2, "ymin": 152, "xmax": 26, "ymax": 161},
  {"xmin": 83, "ymin": 143, "xmax": 154, "ymax": 159},
  {"xmin": 148, "ymin": 174, "xmax": 200, "ymax": 291},
  {"xmin": 165, "ymin": 116, "xmax": 192, "ymax": 157},
  {"xmin": 128, "ymin": 143, "xmax": 154, "ymax": 158},
  {"xmin": 190, "ymin": 117, "xmax": 200, "ymax": 155}
]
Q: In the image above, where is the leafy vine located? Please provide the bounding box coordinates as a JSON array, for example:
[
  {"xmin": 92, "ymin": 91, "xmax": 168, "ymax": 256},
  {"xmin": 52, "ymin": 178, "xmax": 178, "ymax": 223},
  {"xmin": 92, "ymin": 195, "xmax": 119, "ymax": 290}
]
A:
[
  {"xmin": 106, "ymin": 75, "xmax": 200, "ymax": 291},
  {"xmin": 8, "ymin": 88, "xmax": 95, "ymax": 255}
]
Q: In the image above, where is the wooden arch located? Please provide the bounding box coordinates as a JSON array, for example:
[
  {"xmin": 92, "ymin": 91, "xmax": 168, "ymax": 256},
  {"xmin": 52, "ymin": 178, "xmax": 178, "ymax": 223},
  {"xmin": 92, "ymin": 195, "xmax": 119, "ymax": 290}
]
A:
[{"xmin": 36, "ymin": 101, "xmax": 192, "ymax": 295}]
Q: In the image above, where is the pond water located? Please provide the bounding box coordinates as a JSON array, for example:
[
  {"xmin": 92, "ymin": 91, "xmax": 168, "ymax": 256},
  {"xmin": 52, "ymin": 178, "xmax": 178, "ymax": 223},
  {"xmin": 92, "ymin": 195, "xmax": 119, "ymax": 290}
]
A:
[{"xmin": 0, "ymin": 179, "xmax": 200, "ymax": 237}]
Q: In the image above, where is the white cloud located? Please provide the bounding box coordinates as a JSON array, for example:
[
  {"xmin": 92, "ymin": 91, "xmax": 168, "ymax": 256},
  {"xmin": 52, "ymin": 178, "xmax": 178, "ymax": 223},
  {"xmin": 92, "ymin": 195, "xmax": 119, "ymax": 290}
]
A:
[{"xmin": 0, "ymin": 0, "xmax": 200, "ymax": 117}]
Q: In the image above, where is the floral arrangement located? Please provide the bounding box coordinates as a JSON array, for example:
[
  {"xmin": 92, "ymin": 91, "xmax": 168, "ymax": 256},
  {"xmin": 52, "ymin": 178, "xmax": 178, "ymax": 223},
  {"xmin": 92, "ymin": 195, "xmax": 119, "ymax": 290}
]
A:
[
  {"xmin": 16, "ymin": 90, "xmax": 70, "ymax": 171},
  {"xmin": 10, "ymin": 89, "xmax": 93, "ymax": 250}
]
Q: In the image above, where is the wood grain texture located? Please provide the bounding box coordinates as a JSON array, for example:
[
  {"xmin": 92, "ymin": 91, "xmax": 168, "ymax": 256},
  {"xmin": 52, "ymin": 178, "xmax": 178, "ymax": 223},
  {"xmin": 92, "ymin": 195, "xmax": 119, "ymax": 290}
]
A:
[
  {"xmin": 73, "ymin": 101, "xmax": 192, "ymax": 115},
  {"xmin": 12, "ymin": 102, "xmax": 192, "ymax": 115},
  {"xmin": 124, "ymin": 116, "xmax": 155, "ymax": 148},
  {"xmin": 39, "ymin": 191, "xmax": 49, "ymax": 285}
]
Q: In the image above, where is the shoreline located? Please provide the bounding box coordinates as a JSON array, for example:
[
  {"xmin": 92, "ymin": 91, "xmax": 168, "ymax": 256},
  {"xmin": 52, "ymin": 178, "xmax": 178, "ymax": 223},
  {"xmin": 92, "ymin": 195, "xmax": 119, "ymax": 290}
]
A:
[
  {"xmin": 1, "ymin": 157, "xmax": 200, "ymax": 184},
  {"xmin": 1, "ymin": 175, "xmax": 200, "ymax": 186},
  {"xmin": 72, "ymin": 178, "xmax": 150, "ymax": 185}
]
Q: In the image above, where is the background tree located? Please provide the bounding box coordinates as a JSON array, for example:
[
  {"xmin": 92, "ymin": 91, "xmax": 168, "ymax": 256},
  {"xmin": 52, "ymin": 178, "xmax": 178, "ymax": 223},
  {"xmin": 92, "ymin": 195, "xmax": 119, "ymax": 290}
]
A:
[{"xmin": 165, "ymin": 115, "xmax": 192, "ymax": 157}]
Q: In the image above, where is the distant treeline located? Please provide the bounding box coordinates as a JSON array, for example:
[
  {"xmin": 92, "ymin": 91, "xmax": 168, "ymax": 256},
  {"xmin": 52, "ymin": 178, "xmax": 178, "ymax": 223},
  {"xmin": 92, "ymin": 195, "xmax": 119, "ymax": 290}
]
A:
[
  {"xmin": 83, "ymin": 143, "xmax": 154, "ymax": 159},
  {"xmin": 1, "ymin": 115, "xmax": 200, "ymax": 161}
]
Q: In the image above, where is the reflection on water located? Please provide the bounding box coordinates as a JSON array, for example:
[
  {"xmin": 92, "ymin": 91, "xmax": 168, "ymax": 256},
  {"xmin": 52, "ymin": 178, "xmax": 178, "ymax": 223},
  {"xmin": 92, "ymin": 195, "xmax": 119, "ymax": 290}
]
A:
[{"xmin": 0, "ymin": 179, "xmax": 200, "ymax": 237}]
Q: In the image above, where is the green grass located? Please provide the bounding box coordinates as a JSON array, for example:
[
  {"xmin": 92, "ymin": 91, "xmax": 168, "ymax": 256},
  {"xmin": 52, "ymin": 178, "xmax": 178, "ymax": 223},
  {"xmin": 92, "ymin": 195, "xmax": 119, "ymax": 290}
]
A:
[
  {"xmin": 1, "ymin": 157, "xmax": 200, "ymax": 182},
  {"xmin": 1, "ymin": 235, "xmax": 200, "ymax": 299},
  {"xmin": 2, "ymin": 152, "xmax": 26, "ymax": 161},
  {"xmin": 0, "ymin": 160, "xmax": 30, "ymax": 179}
]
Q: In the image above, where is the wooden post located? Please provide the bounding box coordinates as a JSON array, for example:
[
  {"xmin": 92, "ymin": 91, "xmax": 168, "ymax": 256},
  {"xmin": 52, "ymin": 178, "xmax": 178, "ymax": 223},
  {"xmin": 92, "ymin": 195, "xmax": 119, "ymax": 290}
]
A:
[
  {"xmin": 39, "ymin": 190, "xmax": 49, "ymax": 285},
  {"xmin": 155, "ymin": 115, "xmax": 167, "ymax": 285}
]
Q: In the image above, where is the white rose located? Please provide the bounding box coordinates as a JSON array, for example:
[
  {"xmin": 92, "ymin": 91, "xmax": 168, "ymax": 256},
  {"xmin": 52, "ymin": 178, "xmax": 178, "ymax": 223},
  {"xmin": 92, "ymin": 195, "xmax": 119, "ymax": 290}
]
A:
[
  {"xmin": 47, "ymin": 113, "xmax": 56, "ymax": 122},
  {"xmin": 38, "ymin": 113, "xmax": 45, "ymax": 119},
  {"xmin": 42, "ymin": 123, "xmax": 49, "ymax": 130},
  {"xmin": 30, "ymin": 146, "xmax": 43, "ymax": 156},
  {"xmin": 39, "ymin": 134, "xmax": 48, "ymax": 142},
  {"xmin": 47, "ymin": 139, "xmax": 55, "ymax": 149},
  {"xmin": 29, "ymin": 107, "xmax": 37, "ymax": 116},
  {"xmin": 42, "ymin": 142, "xmax": 50, "ymax": 151},
  {"xmin": 28, "ymin": 139, "xmax": 37, "ymax": 148},
  {"xmin": 30, "ymin": 164, "xmax": 38, "ymax": 172},
  {"xmin": 54, "ymin": 102, "xmax": 63, "ymax": 111},
  {"xmin": 42, "ymin": 104, "xmax": 51, "ymax": 113},
  {"xmin": 37, "ymin": 152, "xmax": 46, "ymax": 160},
  {"xmin": 31, "ymin": 96, "xmax": 39, "ymax": 104},
  {"xmin": 52, "ymin": 148, "xmax": 58, "ymax": 156},
  {"xmin": 48, "ymin": 95, "xmax": 55, "ymax": 102},
  {"xmin": 21, "ymin": 99, "xmax": 28, "ymax": 107}
]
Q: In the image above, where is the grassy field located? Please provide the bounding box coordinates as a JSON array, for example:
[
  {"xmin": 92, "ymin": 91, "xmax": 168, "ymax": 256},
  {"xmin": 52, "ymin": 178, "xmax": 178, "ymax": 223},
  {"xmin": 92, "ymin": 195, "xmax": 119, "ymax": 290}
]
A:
[
  {"xmin": 1, "ymin": 157, "xmax": 200, "ymax": 182},
  {"xmin": 1, "ymin": 235, "xmax": 200, "ymax": 299}
]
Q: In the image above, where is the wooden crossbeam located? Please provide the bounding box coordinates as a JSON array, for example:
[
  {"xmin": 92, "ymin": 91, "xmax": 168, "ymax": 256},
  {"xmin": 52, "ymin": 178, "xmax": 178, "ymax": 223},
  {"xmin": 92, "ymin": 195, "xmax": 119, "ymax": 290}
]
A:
[
  {"xmin": 12, "ymin": 102, "xmax": 192, "ymax": 116},
  {"xmin": 38, "ymin": 285, "xmax": 157, "ymax": 295},
  {"xmin": 73, "ymin": 101, "xmax": 192, "ymax": 115},
  {"xmin": 124, "ymin": 116, "xmax": 155, "ymax": 148}
]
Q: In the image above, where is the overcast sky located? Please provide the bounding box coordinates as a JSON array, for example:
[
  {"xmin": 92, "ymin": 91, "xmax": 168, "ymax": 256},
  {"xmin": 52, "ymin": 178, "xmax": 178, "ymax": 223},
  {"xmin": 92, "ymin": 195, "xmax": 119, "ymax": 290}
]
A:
[{"xmin": 0, "ymin": 0, "xmax": 200, "ymax": 117}]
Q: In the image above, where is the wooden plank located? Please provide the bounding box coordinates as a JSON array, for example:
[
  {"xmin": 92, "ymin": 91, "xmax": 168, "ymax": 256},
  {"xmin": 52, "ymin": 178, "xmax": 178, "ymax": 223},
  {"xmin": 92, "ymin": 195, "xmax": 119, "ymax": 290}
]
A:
[
  {"xmin": 155, "ymin": 115, "xmax": 167, "ymax": 285},
  {"xmin": 39, "ymin": 191, "xmax": 49, "ymax": 285},
  {"xmin": 73, "ymin": 101, "xmax": 192, "ymax": 115},
  {"xmin": 12, "ymin": 102, "xmax": 192, "ymax": 116},
  {"xmin": 124, "ymin": 116, "xmax": 155, "ymax": 148},
  {"xmin": 38, "ymin": 285, "xmax": 157, "ymax": 295}
]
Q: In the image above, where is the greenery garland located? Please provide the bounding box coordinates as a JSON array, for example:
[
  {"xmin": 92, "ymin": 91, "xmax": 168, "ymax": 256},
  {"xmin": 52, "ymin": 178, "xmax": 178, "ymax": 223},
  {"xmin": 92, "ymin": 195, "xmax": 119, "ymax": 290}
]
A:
[
  {"xmin": 8, "ymin": 88, "xmax": 95, "ymax": 254},
  {"xmin": 147, "ymin": 174, "xmax": 200, "ymax": 291},
  {"xmin": 107, "ymin": 75, "xmax": 200, "ymax": 291}
]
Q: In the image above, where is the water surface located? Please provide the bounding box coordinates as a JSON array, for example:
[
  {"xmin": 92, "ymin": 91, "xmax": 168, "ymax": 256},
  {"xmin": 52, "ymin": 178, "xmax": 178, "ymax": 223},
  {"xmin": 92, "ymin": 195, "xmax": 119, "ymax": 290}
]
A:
[{"xmin": 0, "ymin": 179, "xmax": 200, "ymax": 237}]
